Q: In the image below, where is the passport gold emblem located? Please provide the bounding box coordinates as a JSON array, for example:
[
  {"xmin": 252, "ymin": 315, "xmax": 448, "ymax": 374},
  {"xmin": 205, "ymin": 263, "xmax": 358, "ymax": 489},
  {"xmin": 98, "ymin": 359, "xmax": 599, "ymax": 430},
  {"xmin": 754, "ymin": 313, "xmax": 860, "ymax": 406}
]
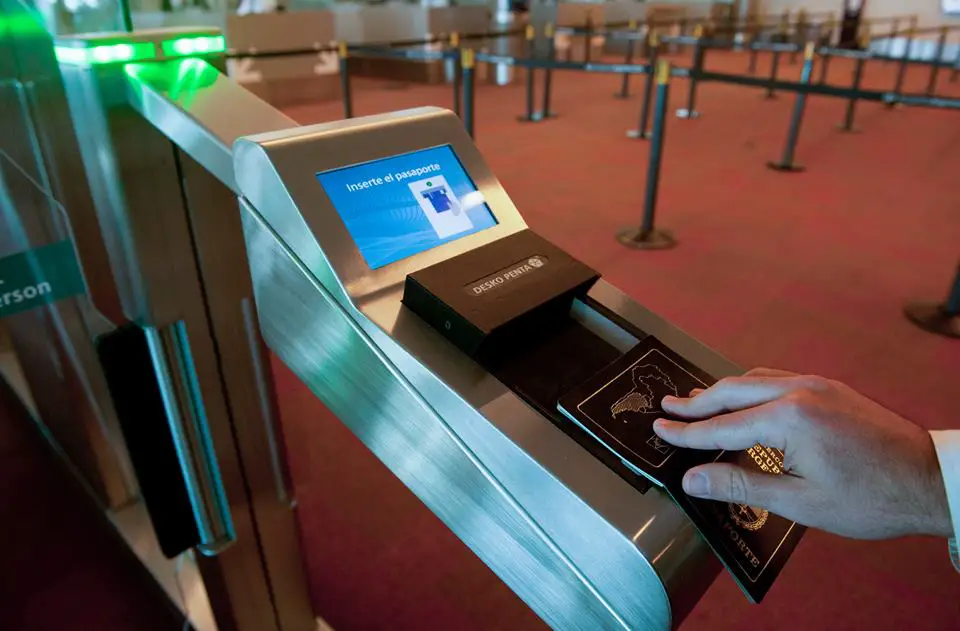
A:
[{"xmin": 728, "ymin": 504, "xmax": 769, "ymax": 531}]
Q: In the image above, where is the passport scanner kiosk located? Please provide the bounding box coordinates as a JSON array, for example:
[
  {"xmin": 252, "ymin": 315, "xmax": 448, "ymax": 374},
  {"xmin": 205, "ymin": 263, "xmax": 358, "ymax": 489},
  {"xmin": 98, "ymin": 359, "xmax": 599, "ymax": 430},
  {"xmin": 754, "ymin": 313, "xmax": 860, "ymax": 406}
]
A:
[
  {"xmin": 51, "ymin": 26, "xmax": 741, "ymax": 628},
  {"xmin": 237, "ymin": 107, "xmax": 737, "ymax": 629}
]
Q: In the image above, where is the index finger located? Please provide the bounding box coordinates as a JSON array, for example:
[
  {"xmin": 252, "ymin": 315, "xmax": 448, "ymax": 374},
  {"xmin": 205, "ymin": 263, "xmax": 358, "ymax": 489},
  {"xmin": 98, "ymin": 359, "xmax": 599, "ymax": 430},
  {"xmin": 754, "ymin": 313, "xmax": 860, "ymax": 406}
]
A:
[
  {"xmin": 662, "ymin": 375, "xmax": 799, "ymax": 419},
  {"xmin": 653, "ymin": 404, "xmax": 788, "ymax": 451}
]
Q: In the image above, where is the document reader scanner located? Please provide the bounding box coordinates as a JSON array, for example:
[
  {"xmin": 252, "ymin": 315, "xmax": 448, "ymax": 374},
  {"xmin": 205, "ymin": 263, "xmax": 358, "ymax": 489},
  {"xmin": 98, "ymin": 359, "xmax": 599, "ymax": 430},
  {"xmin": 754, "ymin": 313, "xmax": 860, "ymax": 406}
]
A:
[{"xmin": 235, "ymin": 107, "xmax": 802, "ymax": 629}]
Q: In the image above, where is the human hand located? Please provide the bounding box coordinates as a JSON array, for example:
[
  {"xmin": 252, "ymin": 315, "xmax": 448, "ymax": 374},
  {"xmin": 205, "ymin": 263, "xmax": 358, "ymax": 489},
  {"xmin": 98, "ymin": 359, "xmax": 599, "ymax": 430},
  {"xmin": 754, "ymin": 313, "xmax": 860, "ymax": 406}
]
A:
[{"xmin": 653, "ymin": 368, "xmax": 952, "ymax": 540}]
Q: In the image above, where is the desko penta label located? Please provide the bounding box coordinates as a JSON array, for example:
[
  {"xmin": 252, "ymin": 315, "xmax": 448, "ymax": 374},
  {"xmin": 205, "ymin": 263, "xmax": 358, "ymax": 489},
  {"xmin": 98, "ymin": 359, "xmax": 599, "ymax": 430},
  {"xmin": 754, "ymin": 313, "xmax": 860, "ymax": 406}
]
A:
[{"xmin": 464, "ymin": 255, "xmax": 550, "ymax": 296}]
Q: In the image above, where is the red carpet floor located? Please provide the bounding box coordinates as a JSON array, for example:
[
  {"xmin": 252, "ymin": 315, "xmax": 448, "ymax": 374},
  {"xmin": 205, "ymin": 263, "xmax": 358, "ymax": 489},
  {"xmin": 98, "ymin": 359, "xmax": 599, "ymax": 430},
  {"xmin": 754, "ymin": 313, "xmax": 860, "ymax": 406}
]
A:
[{"xmin": 275, "ymin": 50, "xmax": 960, "ymax": 630}]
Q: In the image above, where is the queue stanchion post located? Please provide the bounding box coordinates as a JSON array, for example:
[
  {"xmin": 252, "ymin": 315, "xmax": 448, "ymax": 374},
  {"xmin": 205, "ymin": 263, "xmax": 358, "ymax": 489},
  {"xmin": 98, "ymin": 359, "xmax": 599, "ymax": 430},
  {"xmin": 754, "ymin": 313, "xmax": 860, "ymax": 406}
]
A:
[
  {"xmin": 778, "ymin": 9, "xmax": 790, "ymax": 43},
  {"xmin": 615, "ymin": 20, "xmax": 639, "ymax": 98},
  {"xmin": 451, "ymin": 32, "xmax": 461, "ymax": 119},
  {"xmin": 627, "ymin": 31, "xmax": 659, "ymax": 139},
  {"xmin": 818, "ymin": 20, "xmax": 833, "ymax": 84},
  {"xmin": 748, "ymin": 30, "xmax": 760, "ymax": 74},
  {"xmin": 765, "ymin": 41, "xmax": 784, "ymax": 99},
  {"xmin": 517, "ymin": 25, "xmax": 541, "ymax": 122},
  {"xmin": 462, "ymin": 49, "xmax": 476, "ymax": 139},
  {"xmin": 952, "ymin": 44, "xmax": 960, "ymax": 83},
  {"xmin": 818, "ymin": 49, "xmax": 832, "ymax": 84},
  {"xmin": 889, "ymin": 28, "xmax": 913, "ymax": 109},
  {"xmin": 952, "ymin": 43, "xmax": 960, "ymax": 82},
  {"xmin": 767, "ymin": 42, "xmax": 815, "ymax": 173},
  {"xmin": 926, "ymin": 25, "xmax": 948, "ymax": 97},
  {"xmin": 538, "ymin": 23, "xmax": 558, "ymax": 119},
  {"xmin": 618, "ymin": 60, "xmax": 676, "ymax": 251},
  {"xmin": 676, "ymin": 24, "xmax": 703, "ymax": 119},
  {"xmin": 904, "ymin": 263, "xmax": 960, "ymax": 338},
  {"xmin": 837, "ymin": 36, "xmax": 868, "ymax": 132},
  {"xmin": 584, "ymin": 14, "xmax": 594, "ymax": 65},
  {"xmin": 338, "ymin": 41, "xmax": 353, "ymax": 119},
  {"xmin": 885, "ymin": 18, "xmax": 899, "ymax": 60},
  {"xmin": 790, "ymin": 9, "xmax": 807, "ymax": 65}
]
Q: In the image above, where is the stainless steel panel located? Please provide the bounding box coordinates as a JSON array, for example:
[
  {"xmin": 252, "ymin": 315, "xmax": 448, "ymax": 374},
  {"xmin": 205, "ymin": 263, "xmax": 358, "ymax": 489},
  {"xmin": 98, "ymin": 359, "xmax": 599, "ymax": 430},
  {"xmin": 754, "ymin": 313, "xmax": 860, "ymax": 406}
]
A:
[
  {"xmin": 124, "ymin": 59, "xmax": 313, "ymax": 627},
  {"xmin": 125, "ymin": 58, "xmax": 297, "ymax": 193},
  {"xmin": 242, "ymin": 204, "xmax": 668, "ymax": 630},
  {"xmin": 236, "ymin": 108, "xmax": 730, "ymax": 629},
  {"xmin": 59, "ymin": 55, "xmax": 296, "ymax": 631},
  {"xmin": 177, "ymin": 152, "xmax": 313, "ymax": 631}
]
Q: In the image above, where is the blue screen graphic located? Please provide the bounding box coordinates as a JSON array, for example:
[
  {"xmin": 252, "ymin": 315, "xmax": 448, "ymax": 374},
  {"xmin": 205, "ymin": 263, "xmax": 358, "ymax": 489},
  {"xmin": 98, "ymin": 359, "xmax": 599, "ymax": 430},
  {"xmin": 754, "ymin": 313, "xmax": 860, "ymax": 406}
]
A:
[{"xmin": 317, "ymin": 145, "xmax": 498, "ymax": 269}]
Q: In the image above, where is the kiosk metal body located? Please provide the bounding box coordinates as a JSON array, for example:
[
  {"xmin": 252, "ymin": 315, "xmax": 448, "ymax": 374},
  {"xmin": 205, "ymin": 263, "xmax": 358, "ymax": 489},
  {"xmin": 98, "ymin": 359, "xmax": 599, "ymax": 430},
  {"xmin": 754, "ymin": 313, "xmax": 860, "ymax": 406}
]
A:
[
  {"xmin": 236, "ymin": 107, "xmax": 729, "ymax": 630},
  {"xmin": 32, "ymin": 23, "xmax": 743, "ymax": 630}
]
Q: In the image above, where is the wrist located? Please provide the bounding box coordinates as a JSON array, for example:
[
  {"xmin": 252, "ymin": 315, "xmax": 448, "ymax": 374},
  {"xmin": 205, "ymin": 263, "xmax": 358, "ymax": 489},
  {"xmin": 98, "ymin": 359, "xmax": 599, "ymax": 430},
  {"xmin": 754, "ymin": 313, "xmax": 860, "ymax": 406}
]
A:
[{"xmin": 915, "ymin": 433, "xmax": 953, "ymax": 538}]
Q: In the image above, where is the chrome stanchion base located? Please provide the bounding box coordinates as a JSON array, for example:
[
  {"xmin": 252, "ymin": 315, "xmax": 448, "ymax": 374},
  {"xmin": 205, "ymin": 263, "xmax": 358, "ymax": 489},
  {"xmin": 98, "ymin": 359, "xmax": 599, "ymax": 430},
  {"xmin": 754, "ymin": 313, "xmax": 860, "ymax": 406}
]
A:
[
  {"xmin": 766, "ymin": 160, "xmax": 806, "ymax": 173},
  {"xmin": 616, "ymin": 227, "xmax": 677, "ymax": 250},
  {"xmin": 516, "ymin": 113, "xmax": 547, "ymax": 123},
  {"xmin": 836, "ymin": 124, "xmax": 861, "ymax": 133},
  {"xmin": 625, "ymin": 129, "xmax": 653, "ymax": 140},
  {"xmin": 763, "ymin": 93, "xmax": 779, "ymax": 100},
  {"xmin": 904, "ymin": 302, "xmax": 960, "ymax": 339},
  {"xmin": 675, "ymin": 108, "xmax": 701, "ymax": 119}
]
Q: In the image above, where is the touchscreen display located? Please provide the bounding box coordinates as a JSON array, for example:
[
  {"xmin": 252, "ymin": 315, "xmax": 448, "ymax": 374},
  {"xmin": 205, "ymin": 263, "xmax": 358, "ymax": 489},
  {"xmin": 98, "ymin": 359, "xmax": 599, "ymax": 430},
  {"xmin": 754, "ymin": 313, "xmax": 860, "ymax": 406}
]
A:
[{"xmin": 316, "ymin": 145, "xmax": 498, "ymax": 269}]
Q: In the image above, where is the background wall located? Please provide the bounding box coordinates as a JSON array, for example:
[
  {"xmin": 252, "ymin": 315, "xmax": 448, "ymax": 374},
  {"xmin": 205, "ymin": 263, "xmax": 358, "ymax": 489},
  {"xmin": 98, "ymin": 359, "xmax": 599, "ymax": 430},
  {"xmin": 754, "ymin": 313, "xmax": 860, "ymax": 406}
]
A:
[{"xmin": 759, "ymin": 0, "xmax": 960, "ymax": 27}]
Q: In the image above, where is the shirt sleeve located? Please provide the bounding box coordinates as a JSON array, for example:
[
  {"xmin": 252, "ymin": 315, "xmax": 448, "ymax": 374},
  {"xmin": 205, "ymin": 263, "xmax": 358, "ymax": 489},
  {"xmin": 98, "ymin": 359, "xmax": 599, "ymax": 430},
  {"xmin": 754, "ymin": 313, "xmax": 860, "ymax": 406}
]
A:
[{"xmin": 930, "ymin": 430, "xmax": 960, "ymax": 572}]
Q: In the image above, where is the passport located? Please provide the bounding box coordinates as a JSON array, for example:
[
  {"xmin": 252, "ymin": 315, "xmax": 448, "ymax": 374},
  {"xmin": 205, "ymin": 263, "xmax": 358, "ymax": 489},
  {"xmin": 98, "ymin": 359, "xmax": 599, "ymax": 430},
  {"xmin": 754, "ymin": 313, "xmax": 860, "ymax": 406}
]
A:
[{"xmin": 557, "ymin": 336, "xmax": 805, "ymax": 602}]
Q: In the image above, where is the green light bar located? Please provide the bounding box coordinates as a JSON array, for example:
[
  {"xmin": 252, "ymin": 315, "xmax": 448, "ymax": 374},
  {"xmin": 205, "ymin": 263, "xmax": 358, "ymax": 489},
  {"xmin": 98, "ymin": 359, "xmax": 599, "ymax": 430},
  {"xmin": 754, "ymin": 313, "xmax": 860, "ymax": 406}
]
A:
[
  {"xmin": 55, "ymin": 42, "xmax": 156, "ymax": 66},
  {"xmin": 160, "ymin": 35, "xmax": 226, "ymax": 58}
]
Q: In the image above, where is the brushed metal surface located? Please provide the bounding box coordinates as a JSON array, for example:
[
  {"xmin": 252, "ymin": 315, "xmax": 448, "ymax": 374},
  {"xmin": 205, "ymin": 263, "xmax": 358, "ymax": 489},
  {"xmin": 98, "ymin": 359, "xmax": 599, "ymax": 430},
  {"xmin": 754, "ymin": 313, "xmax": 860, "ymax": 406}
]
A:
[
  {"xmin": 236, "ymin": 108, "xmax": 732, "ymax": 629},
  {"xmin": 58, "ymin": 42, "xmax": 313, "ymax": 631},
  {"xmin": 124, "ymin": 58, "xmax": 296, "ymax": 193}
]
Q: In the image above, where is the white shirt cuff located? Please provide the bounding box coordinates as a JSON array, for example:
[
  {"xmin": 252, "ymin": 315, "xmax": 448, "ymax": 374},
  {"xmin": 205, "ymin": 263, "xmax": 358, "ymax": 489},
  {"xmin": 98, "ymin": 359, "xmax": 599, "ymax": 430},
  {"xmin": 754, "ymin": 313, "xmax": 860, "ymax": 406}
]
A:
[{"xmin": 930, "ymin": 430, "xmax": 960, "ymax": 572}]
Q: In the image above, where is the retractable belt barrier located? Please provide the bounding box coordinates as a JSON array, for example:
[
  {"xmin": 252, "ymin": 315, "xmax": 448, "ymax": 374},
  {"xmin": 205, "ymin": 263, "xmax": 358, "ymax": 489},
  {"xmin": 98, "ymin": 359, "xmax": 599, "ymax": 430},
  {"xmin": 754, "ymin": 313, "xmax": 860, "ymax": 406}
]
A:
[{"xmin": 339, "ymin": 19, "xmax": 959, "ymax": 256}]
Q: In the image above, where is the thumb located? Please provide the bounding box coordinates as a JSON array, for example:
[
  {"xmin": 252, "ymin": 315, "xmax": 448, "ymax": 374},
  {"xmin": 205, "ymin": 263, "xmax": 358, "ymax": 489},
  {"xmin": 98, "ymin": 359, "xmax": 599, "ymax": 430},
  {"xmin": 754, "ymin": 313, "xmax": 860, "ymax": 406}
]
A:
[{"xmin": 682, "ymin": 463, "xmax": 794, "ymax": 511}]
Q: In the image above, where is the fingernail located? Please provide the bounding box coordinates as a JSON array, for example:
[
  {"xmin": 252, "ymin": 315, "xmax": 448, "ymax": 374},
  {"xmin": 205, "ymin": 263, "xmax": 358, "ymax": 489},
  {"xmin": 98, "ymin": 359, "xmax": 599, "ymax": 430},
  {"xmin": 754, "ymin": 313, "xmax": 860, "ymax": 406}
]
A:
[
  {"xmin": 662, "ymin": 395, "xmax": 678, "ymax": 405},
  {"xmin": 683, "ymin": 472, "xmax": 709, "ymax": 496},
  {"xmin": 653, "ymin": 419, "xmax": 674, "ymax": 435}
]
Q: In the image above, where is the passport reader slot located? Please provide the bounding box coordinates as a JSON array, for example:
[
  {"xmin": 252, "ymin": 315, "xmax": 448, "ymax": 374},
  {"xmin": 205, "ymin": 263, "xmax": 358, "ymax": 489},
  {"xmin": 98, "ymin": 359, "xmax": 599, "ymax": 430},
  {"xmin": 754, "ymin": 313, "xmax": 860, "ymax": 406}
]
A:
[{"xmin": 479, "ymin": 299, "xmax": 653, "ymax": 495}]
